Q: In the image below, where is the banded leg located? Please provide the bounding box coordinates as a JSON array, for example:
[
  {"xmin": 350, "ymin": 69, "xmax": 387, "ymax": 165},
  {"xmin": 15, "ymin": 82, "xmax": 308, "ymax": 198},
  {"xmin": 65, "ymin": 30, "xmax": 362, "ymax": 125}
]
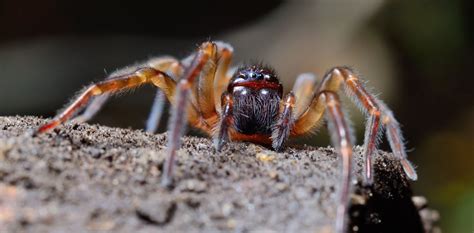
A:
[
  {"xmin": 271, "ymin": 72, "xmax": 320, "ymax": 150},
  {"xmin": 145, "ymin": 90, "xmax": 166, "ymax": 133},
  {"xmin": 292, "ymin": 73, "xmax": 318, "ymax": 119},
  {"xmin": 379, "ymin": 101, "xmax": 417, "ymax": 180},
  {"xmin": 71, "ymin": 57, "xmax": 182, "ymax": 133},
  {"xmin": 195, "ymin": 43, "xmax": 218, "ymax": 121},
  {"xmin": 163, "ymin": 41, "xmax": 234, "ymax": 133},
  {"xmin": 288, "ymin": 88, "xmax": 354, "ymax": 233},
  {"xmin": 145, "ymin": 58, "xmax": 184, "ymax": 133},
  {"xmin": 319, "ymin": 67, "xmax": 417, "ymax": 183},
  {"xmin": 161, "ymin": 42, "xmax": 214, "ymax": 187},
  {"xmin": 322, "ymin": 91, "xmax": 354, "ymax": 233},
  {"xmin": 213, "ymin": 92, "xmax": 233, "ymax": 151},
  {"xmin": 35, "ymin": 67, "xmax": 178, "ymax": 134},
  {"xmin": 210, "ymin": 43, "xmax": 236, "ymax": 150},
  {"xmin": 213, "ymin": 41, "xmax": 234, "ymax": 115},
  {"xmin": 271, "ymin": 73, "xmax": 323, "ymax": 151},
  {"xmin": 271, "ymin": 92, "xmax": 296, "ymax": 151},
  {"xmin": 196, "ymin": 41, "xmax": 234, "ymax": 128},
  {"xmin": 70, "ymin": 67, "xmax": 136, "ymax": 124},
  {"xmin": 291, "ymin": 92, "xmax": 327, "ymax": 136},
  {"xmin": 72, "ymin": 95, "xmax": 109, "ymax": 123}
]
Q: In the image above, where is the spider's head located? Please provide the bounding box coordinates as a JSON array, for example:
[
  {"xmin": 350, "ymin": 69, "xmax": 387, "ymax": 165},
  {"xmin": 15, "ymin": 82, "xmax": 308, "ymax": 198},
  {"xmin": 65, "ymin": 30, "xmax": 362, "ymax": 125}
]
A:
[
  {"xmin": 228, "ymin": 65, "xmax": 283, "ymax": 96},
  {"xmin": 227, "ymin": 64, "xmax": 283, "ymax": 135}
]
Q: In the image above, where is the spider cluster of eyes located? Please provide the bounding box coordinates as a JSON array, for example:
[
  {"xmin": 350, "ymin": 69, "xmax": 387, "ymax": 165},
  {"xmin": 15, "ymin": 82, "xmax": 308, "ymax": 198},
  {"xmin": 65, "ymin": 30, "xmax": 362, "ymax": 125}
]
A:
[{"xmin": 236, "ymin": 69, "xmax": 272, "ymax": 80}]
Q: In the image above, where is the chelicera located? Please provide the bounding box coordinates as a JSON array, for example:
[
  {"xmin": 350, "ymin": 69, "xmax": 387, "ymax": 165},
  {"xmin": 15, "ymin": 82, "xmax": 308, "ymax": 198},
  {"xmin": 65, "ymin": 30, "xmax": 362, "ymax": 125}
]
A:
[{"xmin": 35, "ymin": 41, "xmax": 417, "ymax": 233}]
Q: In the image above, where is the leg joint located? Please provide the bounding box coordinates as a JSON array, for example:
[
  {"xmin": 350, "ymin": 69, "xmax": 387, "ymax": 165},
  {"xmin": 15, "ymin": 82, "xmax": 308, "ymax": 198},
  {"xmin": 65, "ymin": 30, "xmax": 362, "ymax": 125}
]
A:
[
  {"xmin": 135, "ymin": 67, "xmax": 164, "ymax": 80},
  {"xmin": 328, "ymin": 66, "xmax": 359, "ymax": 83}
]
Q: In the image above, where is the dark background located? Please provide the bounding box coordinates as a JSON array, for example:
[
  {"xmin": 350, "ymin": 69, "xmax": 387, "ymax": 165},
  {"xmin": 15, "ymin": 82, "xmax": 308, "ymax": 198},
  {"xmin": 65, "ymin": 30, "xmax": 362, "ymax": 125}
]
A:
[{"xmin": 0, "ymin": 1, "xmax": 472, "ymax": 232}]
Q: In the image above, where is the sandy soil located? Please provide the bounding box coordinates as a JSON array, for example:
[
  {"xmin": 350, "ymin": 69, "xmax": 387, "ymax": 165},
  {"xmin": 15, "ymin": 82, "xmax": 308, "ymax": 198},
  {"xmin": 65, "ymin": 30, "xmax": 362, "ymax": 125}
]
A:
[{"xmin": 0, "ymin": 116, "xmax": 428, "ymax": 233}]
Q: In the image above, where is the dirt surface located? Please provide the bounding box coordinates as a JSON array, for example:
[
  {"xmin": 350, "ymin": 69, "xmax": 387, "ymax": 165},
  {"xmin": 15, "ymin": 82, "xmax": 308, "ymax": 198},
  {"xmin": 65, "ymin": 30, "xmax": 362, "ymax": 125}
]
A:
[{"xmin": 0, "ymin": 116, "xmax": 429, "ymax": 233}]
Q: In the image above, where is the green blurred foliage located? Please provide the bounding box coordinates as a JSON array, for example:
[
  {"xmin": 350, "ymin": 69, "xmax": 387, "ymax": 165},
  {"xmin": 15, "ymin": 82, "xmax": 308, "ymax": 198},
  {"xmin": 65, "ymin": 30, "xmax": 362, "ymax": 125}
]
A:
[
  {"xmin": 449, "ymin": 189, "xmax": 474, "ymax": 233},
  {"xmin": 386, "ymin": 1, "xmax": 466, "ymax": 70},
  {"xmin": 374, "ymin": 1, "xmax": 473, "ymax": 232}
]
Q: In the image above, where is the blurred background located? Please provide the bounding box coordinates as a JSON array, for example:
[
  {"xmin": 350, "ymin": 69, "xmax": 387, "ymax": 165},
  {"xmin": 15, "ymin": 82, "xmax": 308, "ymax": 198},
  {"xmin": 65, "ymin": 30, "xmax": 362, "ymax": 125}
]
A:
[{"xmin": 0, "ymin": 0, "xmax": 472, "ymax": 232}]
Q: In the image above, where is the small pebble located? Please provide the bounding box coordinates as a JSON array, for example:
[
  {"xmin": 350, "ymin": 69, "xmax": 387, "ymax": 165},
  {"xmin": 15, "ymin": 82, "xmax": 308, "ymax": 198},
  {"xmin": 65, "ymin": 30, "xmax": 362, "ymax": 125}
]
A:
[{"xmin": 256, "ymin": 153, "xmax": 275, "ymax": 162}]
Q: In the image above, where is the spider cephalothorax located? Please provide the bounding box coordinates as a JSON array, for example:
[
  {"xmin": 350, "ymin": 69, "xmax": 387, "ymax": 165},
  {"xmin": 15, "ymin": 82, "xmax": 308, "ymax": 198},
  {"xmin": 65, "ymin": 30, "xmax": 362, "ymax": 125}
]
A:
[
  {"xmin": 229, "ymin": 65, "xmax": 282, "ymax": 135},
  {"xmin": 35, "ymin": 41, "xmax": 417, "ymax": 233},
  {"xmin": 228, "ymin": 65, "xmax": 282, "ymax": 93}
]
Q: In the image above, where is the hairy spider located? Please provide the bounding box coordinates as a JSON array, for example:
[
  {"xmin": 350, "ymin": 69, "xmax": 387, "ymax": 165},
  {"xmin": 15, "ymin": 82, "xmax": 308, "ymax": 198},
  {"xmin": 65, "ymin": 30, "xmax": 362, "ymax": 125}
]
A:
[{"xmin": 35, "ymin": 41, "xmax": 417, "ymax": 233}]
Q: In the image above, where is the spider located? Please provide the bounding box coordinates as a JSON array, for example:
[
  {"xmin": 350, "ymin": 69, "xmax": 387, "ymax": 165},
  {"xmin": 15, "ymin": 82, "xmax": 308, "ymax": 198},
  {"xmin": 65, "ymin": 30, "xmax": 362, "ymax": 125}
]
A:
[{"xmin": 35, "ymin": 41, "xmax": 417, "ymax": 233}]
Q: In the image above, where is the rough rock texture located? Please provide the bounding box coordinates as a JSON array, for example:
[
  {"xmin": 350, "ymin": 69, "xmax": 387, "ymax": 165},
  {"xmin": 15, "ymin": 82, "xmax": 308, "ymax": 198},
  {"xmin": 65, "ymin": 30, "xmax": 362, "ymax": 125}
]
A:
[{"xmin": 0, "ymin": 116, "xmax": 429, "ymax": 233}]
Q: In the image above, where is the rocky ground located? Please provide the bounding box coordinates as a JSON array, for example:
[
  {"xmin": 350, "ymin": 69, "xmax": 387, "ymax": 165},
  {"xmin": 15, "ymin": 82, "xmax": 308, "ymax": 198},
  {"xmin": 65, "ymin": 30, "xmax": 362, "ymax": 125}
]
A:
[{"xmin": 0, "ymin": 116, "xmax": 438, "ymax": 233}]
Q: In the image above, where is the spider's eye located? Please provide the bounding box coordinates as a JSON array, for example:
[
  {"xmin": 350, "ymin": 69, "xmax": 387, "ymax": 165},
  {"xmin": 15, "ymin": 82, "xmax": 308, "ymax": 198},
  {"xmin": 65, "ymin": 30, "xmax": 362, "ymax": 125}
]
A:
[{"xmin": 248, "ymin": 72, "xmax": 256, "ymax": 78}]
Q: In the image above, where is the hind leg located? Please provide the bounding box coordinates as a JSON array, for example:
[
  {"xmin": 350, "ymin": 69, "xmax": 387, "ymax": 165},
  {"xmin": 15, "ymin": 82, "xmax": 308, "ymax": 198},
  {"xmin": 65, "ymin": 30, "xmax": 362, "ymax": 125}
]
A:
[
  {"xmin": 35, "ymin": 67, "xmax": 178, "ymax": 134},
  {"xmin": 72, "ymin": 57, "xmax": 182, "ymax": 133}
]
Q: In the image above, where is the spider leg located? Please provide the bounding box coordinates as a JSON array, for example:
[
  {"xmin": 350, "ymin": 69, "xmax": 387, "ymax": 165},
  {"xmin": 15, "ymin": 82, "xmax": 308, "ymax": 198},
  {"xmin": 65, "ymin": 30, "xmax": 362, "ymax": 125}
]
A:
[
  {"xmin": 322, "ymin": 91, "xmax": 354, "ymax": 233},
  {"xmin": 289, "ymin": 67, "xmax": 416, "ymax": 232},
  {"xmin": 213, "ymin": 92, "xmax": 233, "ymax": 151},
  {"xmin": 379, "ymin": 101, "xmax": 418, "ymax": 180},
  {"xmin": 213, "ymin": 42, "xmax": 234, "ymax": 115},
  {"xmin": 290, "ymin": 88, "xmax": 327, "ymax": 136},
  {"xmin": 210, "ymin": 42, "xmax": 234, "ymax": 151},
  {"xmin": 161, "ymin": 41, "xmax": 234, "ymax": 135},
  {"xmin": 71, "ymin": 94, "xmax": 110, "ymax": 123},
  {"xmin": 196, "ymin": 43, "xmax": 218, "ymax": 120},
  {"xmin": 269, "ymin": 72, "xmax": 320, "ymax": 149},
  {"xmin": 292, "ymin": 73, "xmax": 318, "ymax": 119},
  {"xmin": 70, "ymin": 66, "xmax": 139, "ymax": 124},
  {"xmin": 145, "ymin": 90, "xmax": 166, "ymax": 133},
  {"xmin": 319, "ymin": 67, "xmax": 417, "ymax": 183},
  {"xmin": 271, "ymin": 92, "xmax": 296, "ymax": 151},
  {"xmin": 195, "ymin": 41, "xmax": 234, "ymax": 129},
  {"xmin": 160, "ymin": 42, "xmax": 214, "ymax": 187},
  {"xmin": 287, "ymin": 76, "xmax": 354, "ymax": 233},
  {"xmin": 34, "ymin": 67, "xmax": 178, "ymax": 135},
  {"xmin": 145, "ymin": 58, "xmax": 184, "ymax": 133},
  {"xmin": 70, "ymin": 57, "xmax": 182, "ymax": 134}
]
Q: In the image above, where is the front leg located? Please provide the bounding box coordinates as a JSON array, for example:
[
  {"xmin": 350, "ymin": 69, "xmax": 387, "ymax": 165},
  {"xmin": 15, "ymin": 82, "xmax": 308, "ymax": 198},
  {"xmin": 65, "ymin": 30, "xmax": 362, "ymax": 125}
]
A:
[
  {"xmin": 160, "ymin": 42, "xmax": 215, "ymax": 187},
  {"xmin": 271, "ymin": 72, "xmax": 318, "ymax": 151},
  {"xmin": 213, "ymin": 92, "xmax": 233, "ymax": 151},
  {"xmin": 271, "ymin": 92, "xmax": 296, "ymax": 151}
]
